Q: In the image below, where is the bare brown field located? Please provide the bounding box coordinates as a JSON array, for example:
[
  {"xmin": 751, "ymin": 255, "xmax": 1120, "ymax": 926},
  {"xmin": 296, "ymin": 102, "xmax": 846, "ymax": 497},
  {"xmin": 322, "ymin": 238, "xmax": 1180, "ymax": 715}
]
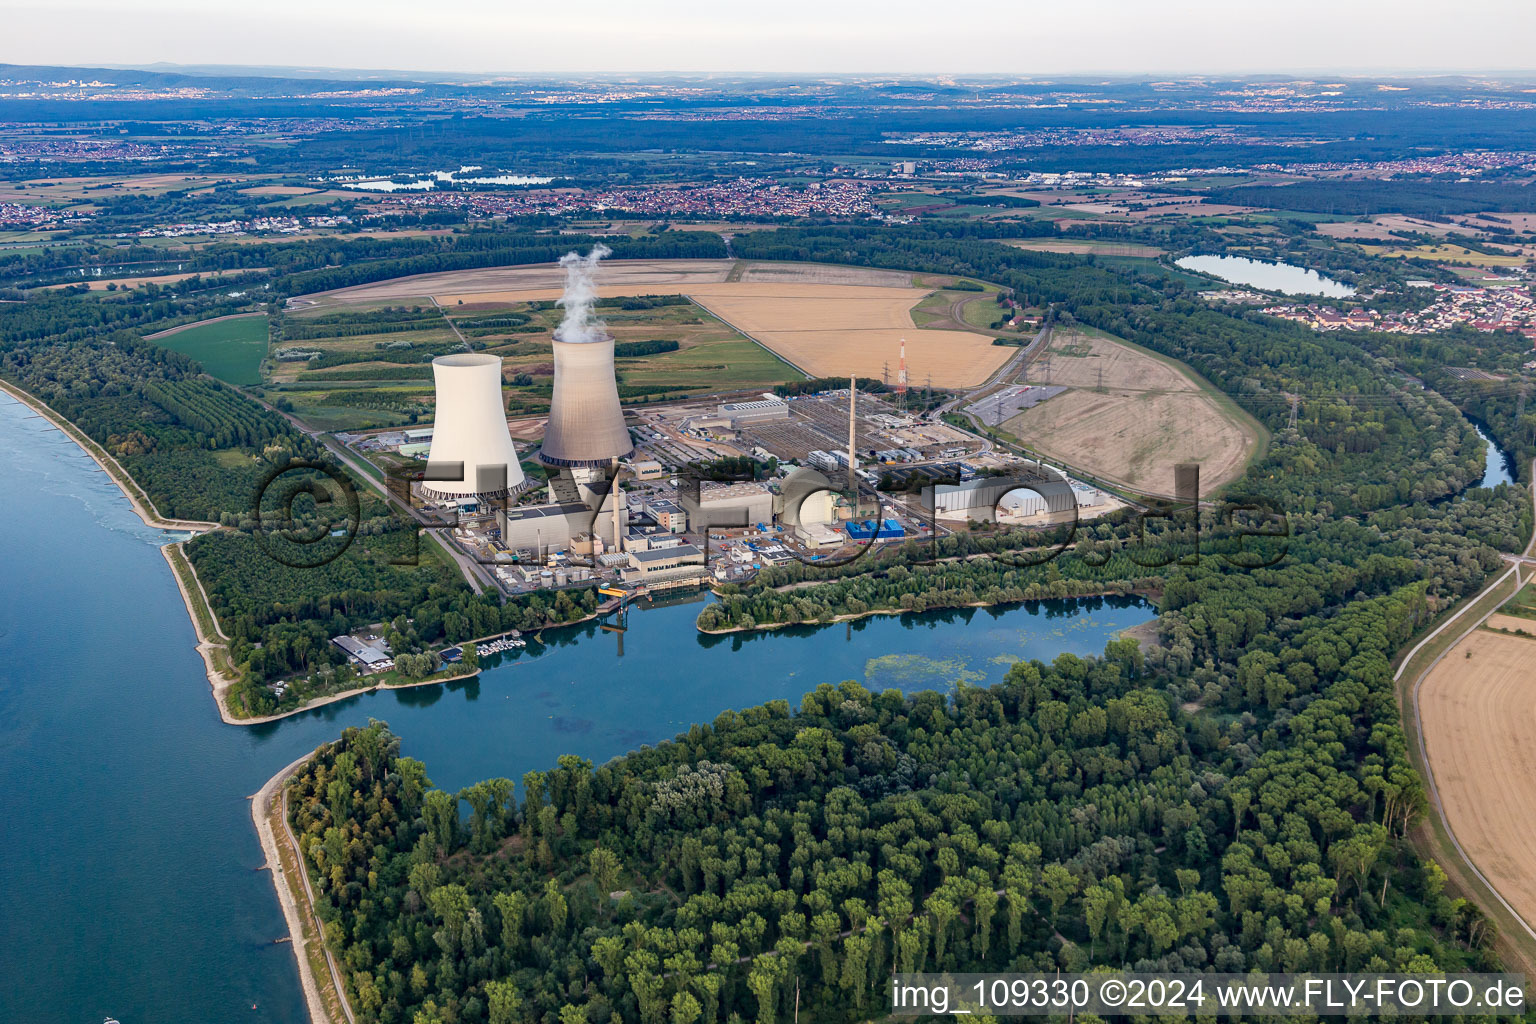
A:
[
  {"xmin": 1317, "ymin": 214, "xmax": 1465, "ymax": 241},
  {"xmin": 1003, "ymin": 330, "xmax": 1257, "ymax": 492},
  {"xmin": 1462, "ymin": 213, "xmax": 1536, "ymax": 233},
  {"xmin": 310, "ymin": 260, "xmax": 736, "ymax": 307},
  {"xmin": 1420, "ymin": 628, "xmax": 1536, "ymax": 934},
  {"xmin": 1030, "ymin": 331, "xmax": 1190, "ymax": 392},
  {"xmin": 1004, "ymin": 239, "xmax": 1165, "ymax": 257},
  {"xmin": 310, "ymin": 262, "xmax": 1008, "ymax": 388},
  {"xmin": 1485, "ymin": 613, "xmax": 1536, "ymax": 636},
  {"xmin": 12, "ymin": 173, "xmax": 251, "ymax": 203},
  {"xmin": 1315, "ymin": 221, "xmax": 1401, "ymax": 240},
  {"xmin": 44, "ymin": 271, "xmax": 221, "ymax": 291}
]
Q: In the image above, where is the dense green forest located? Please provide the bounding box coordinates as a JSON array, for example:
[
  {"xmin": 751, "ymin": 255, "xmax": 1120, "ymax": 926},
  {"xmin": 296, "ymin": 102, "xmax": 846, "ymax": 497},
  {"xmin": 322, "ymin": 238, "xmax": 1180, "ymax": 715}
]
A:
[
  {"xmin": 195, "ymin": 516, "xmax": 605, "ymax": 715},
  {"xmin": 0, "ymin": 333, "xmax": 305, "ymax": 520},
  {"xmin": 292, "ymin": 579, "xmax": 1494, "ymax": 1024},
  {"xmin": 1201, "ymin": 181, "xmax": 1536, "ymax": 217}
]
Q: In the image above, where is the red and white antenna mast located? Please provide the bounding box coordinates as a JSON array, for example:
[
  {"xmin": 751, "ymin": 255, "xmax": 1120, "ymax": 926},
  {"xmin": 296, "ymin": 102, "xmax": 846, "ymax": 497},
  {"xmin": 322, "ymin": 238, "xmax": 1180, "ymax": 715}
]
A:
[{"xmin": 896, "ymin": 336, "xmax": 909, "ymax": 410}]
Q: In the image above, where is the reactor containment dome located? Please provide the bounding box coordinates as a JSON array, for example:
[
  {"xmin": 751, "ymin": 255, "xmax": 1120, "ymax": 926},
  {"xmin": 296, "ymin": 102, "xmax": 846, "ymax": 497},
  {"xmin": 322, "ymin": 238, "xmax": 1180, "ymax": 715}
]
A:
[
  {"xmin": 422, "ymin": 354, "xmax": 528, "ymax": 499},
  {"xmin": 538, "ymin": 335, "xmax": 634, "ymax": 469}
]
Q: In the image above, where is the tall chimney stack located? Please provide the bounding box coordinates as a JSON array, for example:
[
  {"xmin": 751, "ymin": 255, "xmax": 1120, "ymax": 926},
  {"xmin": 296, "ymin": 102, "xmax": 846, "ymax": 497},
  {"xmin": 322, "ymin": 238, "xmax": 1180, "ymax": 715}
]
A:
[
  {"xmin": 613, "ymin": 480, "xmax": 623, "ymax": 552},
  {"xmin": 847, "ymin": 375, "xmax": 857, "ymax": 497}
]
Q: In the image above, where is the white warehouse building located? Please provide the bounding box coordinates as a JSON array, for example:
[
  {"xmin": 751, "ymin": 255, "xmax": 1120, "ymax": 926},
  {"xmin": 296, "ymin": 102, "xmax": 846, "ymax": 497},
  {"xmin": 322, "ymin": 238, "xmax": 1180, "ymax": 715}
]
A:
[
  {"xmin": 718, "ymin": 395, "xmax": 790, "ymax": 426},
  {"xmin": 923, "ymin": 477, "xmax": 1077, "ymax": 521}
]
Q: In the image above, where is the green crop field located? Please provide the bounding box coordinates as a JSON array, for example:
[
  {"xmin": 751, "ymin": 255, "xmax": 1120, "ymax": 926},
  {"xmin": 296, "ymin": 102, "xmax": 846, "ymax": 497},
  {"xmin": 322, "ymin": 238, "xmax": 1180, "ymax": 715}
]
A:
[
  {"xmin": 151, "ymin": 316, "xmax": 269, "ymax": 385},
  {"xmin": 616, "ymin": 338, "xmax": 802, "ymax": 397}
]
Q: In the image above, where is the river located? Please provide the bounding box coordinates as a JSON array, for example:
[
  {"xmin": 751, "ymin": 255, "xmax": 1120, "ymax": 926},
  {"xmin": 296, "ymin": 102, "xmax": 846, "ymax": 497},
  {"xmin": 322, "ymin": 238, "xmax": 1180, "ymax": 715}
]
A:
[
  {"xmin": 1469, "ymin": 415, "xmax": 1518, "ymax": 489},
  {"xmin": 1175, "ymin": 254, "xmax": 1356, "ymax": 298},
  {"xmin": 0, "ymin": 392, "xmax": 1152, "ymax": 1024}
]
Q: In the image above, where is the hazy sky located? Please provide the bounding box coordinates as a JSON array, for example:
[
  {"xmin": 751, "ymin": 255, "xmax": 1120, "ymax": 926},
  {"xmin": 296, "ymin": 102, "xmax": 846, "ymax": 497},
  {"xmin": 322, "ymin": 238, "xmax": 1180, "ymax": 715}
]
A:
[{"xmin": 7, "ymin": 0, "xmax": 1536, "ymax": 76}]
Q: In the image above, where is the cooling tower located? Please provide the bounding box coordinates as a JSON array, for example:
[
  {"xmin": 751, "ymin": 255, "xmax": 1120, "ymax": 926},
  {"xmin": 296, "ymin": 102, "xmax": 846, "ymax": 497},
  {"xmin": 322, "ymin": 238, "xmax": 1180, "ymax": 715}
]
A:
[
  {"xmin": 422, "ymin": 354, "xmax": 528, "ymax": 499},
  {"xmin": 537, "ymin": 336, "xmax": 634, "ymax": 468}
]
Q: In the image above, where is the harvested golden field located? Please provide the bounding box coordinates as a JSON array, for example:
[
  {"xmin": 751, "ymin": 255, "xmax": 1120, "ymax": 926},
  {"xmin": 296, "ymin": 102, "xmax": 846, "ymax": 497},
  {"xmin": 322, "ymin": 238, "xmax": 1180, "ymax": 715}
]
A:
[
  {"xmin": 1003, "ymin": 330, "xmax": 1260, "ymax": 494},
  {"xmin": 238, "ymin": 185, "xmax": 321, "ymax": 196},
  {"xmin": 1420, "ymin": 628, "xmax": 1536, "ymax": 932},
  {"xmin": 309, "ymin": 261, "xmax": 1006, "ymax": 388},
  {"xmin": 686, "ymin": 285, "xmax": 1005, "ymax": 388},
  {"xmin": 44, "ymin": 272, "xmax": 208, "ymax": 291},
  {"xmin": 308, "ymin": 260, "xmax": 736, "ymax": 307},
  {"xmin": 1356, "ymin": 243, "xmax": 1527, "ymax": 268},
  {"xmin": 736, "ymin": 262, "xmax": 914, "ymax": 287},
  {"xmin": 1485, "ymin": 613, "xmax": 1536, "ymax": 636}
]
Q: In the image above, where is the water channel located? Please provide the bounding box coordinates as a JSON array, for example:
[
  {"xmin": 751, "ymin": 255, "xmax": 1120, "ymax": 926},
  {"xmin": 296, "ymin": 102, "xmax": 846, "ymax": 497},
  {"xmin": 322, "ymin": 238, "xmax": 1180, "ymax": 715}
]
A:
[{"xmin": 0, "ymin": 392, "xmax": 1153, "ymax": 1023}]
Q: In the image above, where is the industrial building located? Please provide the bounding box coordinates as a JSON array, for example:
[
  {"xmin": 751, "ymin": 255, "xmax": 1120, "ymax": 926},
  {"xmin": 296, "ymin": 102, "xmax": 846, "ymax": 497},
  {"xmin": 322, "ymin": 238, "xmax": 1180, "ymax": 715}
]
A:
[
  {"xmin": 807, "ymin": 449, "xmax": 851, "ymax": 473},
  {"xmin": 776, "ymin": 469, "xmax": 839, "ymax": 527},
  {"xmin": 922, "ymin": 477, "xmax": 1078, "ymax": 521},
  {"xmin": 718, "ymin": 395, "xmax": 790, "ymax": 425},
  {"xmin": 643, "ymin": 497, "xmax": 687, "ymax": 532},
  {"xmin": 497, "ymin": 500, "xmax": 597, "ymax": 553},
  {"xmin": 538, "ymin": 336, "xmax": 634, "ymax": 468},
  {"xmin": 796, "ymin": 522, "xmax": 845, "ymax": 548},
  {"xmin": 332, "ymin": 635, "xmax": 392, "ymax": 670},
  {"xmin": 422, "ymin": 354, "xmax": 528, "ymax": 499},
  {"xmin": 846, "ymin": 518, "xmax": 907, "ymax": 540},
  {"xmin": 682, "ymin": 480, "xmax": 775, "ymax": 529},
  {"xmin": 632, "ymin": 459, "xmax": 666, "ymax": 480},
  {"xmin": 620, "ymin": 544, "xmax": 708, "ymax": 585}
]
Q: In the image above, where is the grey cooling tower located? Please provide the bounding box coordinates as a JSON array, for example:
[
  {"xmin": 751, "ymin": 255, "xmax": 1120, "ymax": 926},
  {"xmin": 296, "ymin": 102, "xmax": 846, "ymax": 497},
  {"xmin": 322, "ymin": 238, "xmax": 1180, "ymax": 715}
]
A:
[{"xmin": 537, "ymin": 336, "xmax": 634, "ymax": 468}]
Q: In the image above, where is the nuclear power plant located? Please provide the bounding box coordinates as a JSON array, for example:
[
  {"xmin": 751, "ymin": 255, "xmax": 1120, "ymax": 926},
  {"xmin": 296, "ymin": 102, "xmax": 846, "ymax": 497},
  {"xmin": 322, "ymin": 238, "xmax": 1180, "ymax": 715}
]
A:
[
  {"xmin": 537, "ymin": 335, "xmax": 633, "ymax": 468},
  {"xmin": 366, "ymin": 245, "xmax": 1107, "ymax": 599},
  {"xmin": 422, "ymin": 353, "xmax": 527, "ymax": 499}
]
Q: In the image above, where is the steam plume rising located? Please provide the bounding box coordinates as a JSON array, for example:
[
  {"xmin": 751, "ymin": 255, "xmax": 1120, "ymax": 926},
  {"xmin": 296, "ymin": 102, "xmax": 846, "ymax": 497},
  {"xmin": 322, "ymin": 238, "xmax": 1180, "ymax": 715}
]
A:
[{"xmin": 554, "ymin": 243, "xmax": 612, "ymax": 343}]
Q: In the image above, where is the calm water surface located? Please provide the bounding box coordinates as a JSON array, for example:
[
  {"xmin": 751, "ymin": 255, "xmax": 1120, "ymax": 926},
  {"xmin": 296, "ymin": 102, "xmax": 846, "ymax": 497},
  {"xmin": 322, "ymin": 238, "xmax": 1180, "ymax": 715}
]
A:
[
  {"xmin": 1469, "ymin": 416, "xmax": 1518, "ymax": 489},
  {"xmin": 0, "ymin": 393, "xmax": 1151, "ymax": 1023},
  {"xmin": 1176, "ymin": 254, "xmax": 1356, "ymax": 298}
]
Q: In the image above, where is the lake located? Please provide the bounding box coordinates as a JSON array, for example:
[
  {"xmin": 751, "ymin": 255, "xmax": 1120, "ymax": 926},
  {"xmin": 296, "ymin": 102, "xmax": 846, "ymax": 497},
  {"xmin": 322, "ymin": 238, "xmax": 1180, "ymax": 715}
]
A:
[
  {"xmin": 331, "ymin": 168, "xmax": 557, "ymax": 192},
  {"xmin": 1176, "ymin": 254, "xmax": 1356, "ymax": 298},
  {"xmin": 0, "ymin": 391, "xmax": 1152, "ymax": 1024}
]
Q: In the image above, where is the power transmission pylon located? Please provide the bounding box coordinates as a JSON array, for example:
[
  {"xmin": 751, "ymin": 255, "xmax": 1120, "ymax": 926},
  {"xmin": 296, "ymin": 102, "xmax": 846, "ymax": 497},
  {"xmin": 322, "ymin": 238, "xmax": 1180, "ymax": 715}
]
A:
[{"xmin": 1287, "ymin": 394, "xmax": 1299, "ymax": 431}]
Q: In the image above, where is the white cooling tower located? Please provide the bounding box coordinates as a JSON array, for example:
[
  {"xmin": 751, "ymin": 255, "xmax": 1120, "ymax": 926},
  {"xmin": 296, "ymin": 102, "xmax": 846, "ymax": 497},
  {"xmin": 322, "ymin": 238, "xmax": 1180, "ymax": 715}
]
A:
[
  {"xmin": 422, "ymin": 354, "xmax": 528, "ymax": 499},
  {"xmin": 537, "ymin": 336, "xmax": 634, "ymax": 468}
]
